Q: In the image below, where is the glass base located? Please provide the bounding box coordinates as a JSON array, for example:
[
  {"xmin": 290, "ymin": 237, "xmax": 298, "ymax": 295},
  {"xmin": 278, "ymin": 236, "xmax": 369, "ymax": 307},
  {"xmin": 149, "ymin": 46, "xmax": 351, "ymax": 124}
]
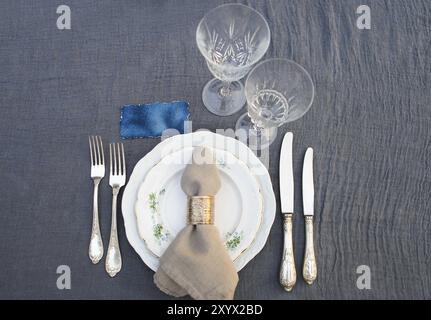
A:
[
  {"xmin": 235, "ymin": 112, "xmax": 278, "ymax": 150},
  {"xmin": 202, "ymin": 79, "xmax": 246, "ymax": 116}
]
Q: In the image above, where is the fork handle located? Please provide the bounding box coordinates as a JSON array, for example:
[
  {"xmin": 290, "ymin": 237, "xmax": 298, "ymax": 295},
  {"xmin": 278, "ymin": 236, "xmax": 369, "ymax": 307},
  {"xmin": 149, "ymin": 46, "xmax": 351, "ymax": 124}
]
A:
[
  {"xmin": 89, "ymin": 179, "xmax": 104, "ymax": 264},
  {"xmin": 106, "ymin": 189, "xmax": 122, "ymax": 277}
]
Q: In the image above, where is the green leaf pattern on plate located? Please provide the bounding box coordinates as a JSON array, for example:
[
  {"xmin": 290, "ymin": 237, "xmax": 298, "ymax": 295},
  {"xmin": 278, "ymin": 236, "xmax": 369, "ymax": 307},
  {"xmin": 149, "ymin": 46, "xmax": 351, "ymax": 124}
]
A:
[
  {"xmin": 225, "ymin": 231, "xmax": 244, "ymax": 250},
  {"xmin": 216, "ymin": 157, "xmax": 229, "ymax": 169},
  {"xmin": 148, "ymin": 189, "xmax": 169, "ymax": 243}
]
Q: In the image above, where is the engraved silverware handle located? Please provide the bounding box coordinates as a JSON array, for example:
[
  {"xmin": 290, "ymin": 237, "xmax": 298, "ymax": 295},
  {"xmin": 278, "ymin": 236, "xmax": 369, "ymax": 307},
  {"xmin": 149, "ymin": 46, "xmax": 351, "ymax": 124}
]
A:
[
  {"xmin": 89, "ymin": 179, "xmax": 103, "ymax": 264},
  {"xmin": 303, "ymin": 215, "xmax": 317, "ymax": 284},
  {"xmin": 280, "ymin": 213, "xmax": 296, "ymax": 291},
  {"xmin": 105, "ymin": 189, "xmax": 122, "ymax": 277}
]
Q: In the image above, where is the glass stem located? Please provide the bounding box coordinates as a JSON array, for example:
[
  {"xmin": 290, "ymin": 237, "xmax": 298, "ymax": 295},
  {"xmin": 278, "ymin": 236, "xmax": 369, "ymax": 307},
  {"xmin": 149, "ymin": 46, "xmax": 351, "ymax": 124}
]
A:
[
  {"xmin": 252, "ymin": 122, "xmax": 263, "ymax": 151},
  {"xmin": 219, "ymin": 81, "xmax": 232, "ymax": 97},
  {"xmin": 218, "ymin": 81, "xmax": 232, "ymax": 112}
]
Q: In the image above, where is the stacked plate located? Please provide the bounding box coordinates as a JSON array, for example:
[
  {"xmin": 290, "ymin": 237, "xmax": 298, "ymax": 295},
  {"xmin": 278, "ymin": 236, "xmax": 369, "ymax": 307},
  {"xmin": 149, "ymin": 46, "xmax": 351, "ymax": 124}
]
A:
[{"xmin": 121, "ymin": 131, "xmax": 276, "ymax": 271}]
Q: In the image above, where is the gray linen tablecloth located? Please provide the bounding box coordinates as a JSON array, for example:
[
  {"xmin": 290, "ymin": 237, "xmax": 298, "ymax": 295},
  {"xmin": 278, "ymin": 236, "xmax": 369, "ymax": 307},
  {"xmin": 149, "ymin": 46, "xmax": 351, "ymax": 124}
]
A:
[{"xmin": 0, "ymin": 0, "xmax": 430, "ymax": 299}]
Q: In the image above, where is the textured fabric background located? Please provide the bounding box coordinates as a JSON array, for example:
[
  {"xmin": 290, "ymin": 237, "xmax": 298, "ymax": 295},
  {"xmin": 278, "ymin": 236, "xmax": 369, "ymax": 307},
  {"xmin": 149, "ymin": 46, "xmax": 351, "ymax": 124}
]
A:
[{"xmin": 0, "ymin": 0, "xmax": 430, "ymax": 299}]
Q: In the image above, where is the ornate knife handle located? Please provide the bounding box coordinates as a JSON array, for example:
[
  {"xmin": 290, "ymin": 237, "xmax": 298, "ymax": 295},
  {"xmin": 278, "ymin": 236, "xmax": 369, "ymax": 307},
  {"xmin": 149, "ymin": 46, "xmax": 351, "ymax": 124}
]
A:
[
  {"xmin": 303, "ymin": 216, "xmax": 317, "ymax": 284},
  {"xmin": 89, "ymin": 179, "xmax": 103, "ymax": 264},
  {"xmin": 105, "ymin": 189, "xmax": 122, "ymax": 277},
  {"xmin": 280, "ymin": 213, "xmax": 296, "ymax": 291}
]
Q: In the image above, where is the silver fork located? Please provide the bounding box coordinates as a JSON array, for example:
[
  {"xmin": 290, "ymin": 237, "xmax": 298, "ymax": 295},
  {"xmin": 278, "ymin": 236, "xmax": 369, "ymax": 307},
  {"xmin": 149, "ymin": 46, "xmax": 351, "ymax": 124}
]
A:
[
  {"xmin": 106, "ymin": 142, "xmax": 126, "ymax": 277},
  {"xmin": 88, "ymin": 136, "xmax": 105, "ymax": 264}
]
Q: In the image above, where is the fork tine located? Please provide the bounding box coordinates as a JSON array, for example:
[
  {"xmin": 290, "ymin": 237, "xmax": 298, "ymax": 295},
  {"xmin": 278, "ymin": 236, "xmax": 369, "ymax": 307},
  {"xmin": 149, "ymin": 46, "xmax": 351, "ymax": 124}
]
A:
[
  {"xmin": 121, "ymin": 143, "xmax": 125, "ymax": 176},
  {"xmin": 109, "ymin": 143, "xmax": 113, "ymax": 175},
  {"xmin": 98, "ymin": 136, "xmax": 104, "ymax": 165},
  {"xmin": 116, "ymin": 142, "xmax": 122, "ymax": 175},
  {"xmin": 94, "ymin": 136, "xmax": 101, "ymax": 165},
  {"xmin": 91, "ymin": 136, "xmax": 97, "ymax": 165},
  {"xmin": 113, "ymin": 143, "xmax": 117, "ymax": 175},
  {"xmin": 115, "ymin": 143, "xmax": 119, "ymax": 175},
  {"xmin": 89, "ymin": 136, "xmax": 94, "ymax": 165},
  {"xmin": 92, "ymin": 136, "xmax": 98, "ymax": 165},
  {"xmin": 117, "ymin": 143, "xmax": 121, "ymax": 175}
]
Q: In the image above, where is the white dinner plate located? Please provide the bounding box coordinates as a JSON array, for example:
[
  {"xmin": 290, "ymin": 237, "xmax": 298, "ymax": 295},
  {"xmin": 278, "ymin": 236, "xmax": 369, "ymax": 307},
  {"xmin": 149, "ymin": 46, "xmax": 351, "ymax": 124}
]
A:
[
  {"xmin": 135, "ymin": 147, "xmax": 262, "ymax": 260},
  {"xmin": 121, "ymin": 131, "xmax": 276, "ymax": 271}
]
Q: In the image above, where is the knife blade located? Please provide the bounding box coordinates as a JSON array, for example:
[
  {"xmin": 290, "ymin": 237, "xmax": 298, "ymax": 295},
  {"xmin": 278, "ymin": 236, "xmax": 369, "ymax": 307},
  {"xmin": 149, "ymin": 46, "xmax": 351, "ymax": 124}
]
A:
[
  {"xmin": 302, "ymin": 148, "xmax": 314, "ymax": 216},
  {"xmin": 302, "ymin": 147, "xmax": 317, "ymax": 284},
  {"xmin": 279, "ymin": 132, "xmax": 296, "ymax": 291},
  {"xmin": 280, "ymin": 132, "xmax": 294, "ymax": 214}
]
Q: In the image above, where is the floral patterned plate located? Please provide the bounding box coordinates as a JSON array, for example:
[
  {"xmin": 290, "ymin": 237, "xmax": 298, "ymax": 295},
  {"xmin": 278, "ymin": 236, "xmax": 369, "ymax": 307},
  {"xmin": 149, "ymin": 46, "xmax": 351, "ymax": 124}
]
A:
[
  {"xmin": 121, "ymin": 131, "xmax": 276, "ymax": 272},
  {"xmin": 135, "ymin": 147, "xmax": 263, "ymax": 260}
]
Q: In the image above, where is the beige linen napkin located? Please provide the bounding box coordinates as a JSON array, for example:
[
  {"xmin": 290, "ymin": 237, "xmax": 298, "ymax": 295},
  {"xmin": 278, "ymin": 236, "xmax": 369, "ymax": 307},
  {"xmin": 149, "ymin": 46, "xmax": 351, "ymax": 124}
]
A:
[{"xmin": 154, "ymin": 147, "xmax": 239, "ymax": 300}]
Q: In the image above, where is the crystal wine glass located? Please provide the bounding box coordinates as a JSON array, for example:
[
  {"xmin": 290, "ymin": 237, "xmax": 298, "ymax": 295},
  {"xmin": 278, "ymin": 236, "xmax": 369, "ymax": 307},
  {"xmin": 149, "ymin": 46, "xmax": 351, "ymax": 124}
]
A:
[
  {"xmin": 196, "ymin": 4, "xmax": 270, "ymax": 116},
  {"xmin": 236, "ymin": 58, "xmax": 315, "ymax": 149}
]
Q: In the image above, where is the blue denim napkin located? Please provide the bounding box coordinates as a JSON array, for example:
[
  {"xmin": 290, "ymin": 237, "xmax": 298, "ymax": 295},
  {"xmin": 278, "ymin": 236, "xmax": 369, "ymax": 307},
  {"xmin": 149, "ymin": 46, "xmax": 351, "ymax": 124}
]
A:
[{"xmin": 120, "ymin": 101, "xmax": 190, "ymax": 139}]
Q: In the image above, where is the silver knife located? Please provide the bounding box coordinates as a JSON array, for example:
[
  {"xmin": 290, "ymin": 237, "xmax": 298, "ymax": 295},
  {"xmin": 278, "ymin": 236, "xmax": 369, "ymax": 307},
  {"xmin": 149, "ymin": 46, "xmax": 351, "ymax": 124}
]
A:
[
  {"xmin": 279, "ymin": 132, "xmax": 296, "ymax": 291},
  {"xmin": 302, "ymin": 147, "xmax": 317, "ymax": 284}
]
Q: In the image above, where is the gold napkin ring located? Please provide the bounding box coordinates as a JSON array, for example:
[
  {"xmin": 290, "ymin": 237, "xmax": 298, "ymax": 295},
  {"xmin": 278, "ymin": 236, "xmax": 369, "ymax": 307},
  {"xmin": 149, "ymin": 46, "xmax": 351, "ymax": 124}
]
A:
[{"xmin": 187, "ymin": 196, "xmax": 214, "ymax": 225}]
